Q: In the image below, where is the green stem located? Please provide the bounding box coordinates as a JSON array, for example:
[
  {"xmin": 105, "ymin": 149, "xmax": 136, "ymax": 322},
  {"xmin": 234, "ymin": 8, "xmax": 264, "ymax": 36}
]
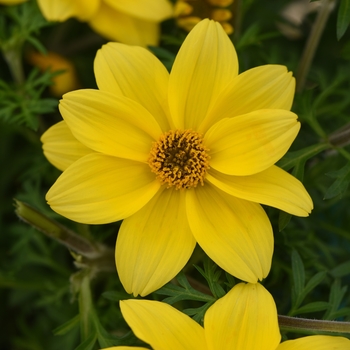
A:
[
  {"xmin": 296, "ymin": 0, "xmax": 335, "ymax": 92},
  {"xmin": 328, "ymin": 122, "xmax": 350, "ymax": 147},
  {"xmin": 78, "ymin": 271, "xmax": 94, "ymax": 341},
  {"xmin": 279, "ymin": 315, "xmax": 350, "ymax": 335},
  {"xmin": 232, "ymin": 0, "xmax": 242, "ymax": 41},
  {"xmin": 14, "ymin": 199, "xmax": 101, "ymax": 259},
  {"xmin": 2, "ymin": 47, "xmax": 25, "ymax": 85},
  {"xmin": 335, "ymin": 147, "xmax": 350, "ymax": 162}
]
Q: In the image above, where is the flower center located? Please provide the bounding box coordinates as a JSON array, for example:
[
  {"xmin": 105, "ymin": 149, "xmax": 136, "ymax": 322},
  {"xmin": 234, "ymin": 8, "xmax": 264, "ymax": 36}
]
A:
[{"xmin": 148, "ymin": 130, "xmax": 210, "ymax": 190}]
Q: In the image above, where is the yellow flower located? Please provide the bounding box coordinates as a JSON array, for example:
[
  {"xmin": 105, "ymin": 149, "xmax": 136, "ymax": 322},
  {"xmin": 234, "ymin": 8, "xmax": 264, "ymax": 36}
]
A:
[
  {"xmin": 36, "ymin": 0, "xmax": 173, "ymax": 46},
  {"xmin": 42, "ymin": 19, "xmax": 313, "ymax": 296},
  {"xmin": 101, "ymin": 283, "xmax": 350, "ymax": 350},
  {"xmin": 27, "ymin": 51, "xmax": 80, "ymax": 97},
  {"xmin": 175, "ymin": 0, "xmax": 234, "ymax": 34}
]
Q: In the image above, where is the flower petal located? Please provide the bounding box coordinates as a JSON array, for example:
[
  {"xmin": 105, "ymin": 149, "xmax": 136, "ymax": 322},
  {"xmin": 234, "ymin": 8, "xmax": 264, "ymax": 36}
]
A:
[
  {"xmin": 46, "ymin": 154, "xmax": 160, "ymax": 224},
  {"xmin": 101, "ymin": 346, "xmax": 149, "ymax": 350},
  {"xmin": 205, "ymin": 283, "xmax": 280, "ymax": 350},
  {"xmin": 94, "ymin": 41, "xmax": 170, "ymax": 131},
  {"xmin": 168, "ymin": 19, "xmax": 238, "ymax": 130},
  {"xmin": 37, "ymin": 0, "xmax": 98, "ymax": 21},
  {"xmin": 205, "ymin": 109, "xmax": 300, "ymax": 175},
  {"xmin": 276, "ymin": 335, "xmax": 350, "ymax": 350},
  {"xmin": 200, "ymin": 65, "xmax": 295, "ymax": 132},
  {"xmin": 207, "ymin": 166, "xmax": 313, "ymax": 216},
  {"xmin": 117, "ymin": 188, "xmax": 196, "ymax": 297},
  {"xmin": 103, "ymin": 0, "xmax": 173, "ymax": 21},
  {"xmin": 59, "ymin": 89, "xmax": 162, "ymax": 162},
  {"xmin": 89, "ymin": 3, "xmax": 162, "ymax": 47},
  {"xmin": 41, "ymin": 121, "xmax": 92, "ymax": 171},
  {"xmin": 120, "ymin": 300, "xmax": 207, "ymax": 350},
  {"xmin": 186, "ymin": 184, "xmax": 273, "ymax": 282}
]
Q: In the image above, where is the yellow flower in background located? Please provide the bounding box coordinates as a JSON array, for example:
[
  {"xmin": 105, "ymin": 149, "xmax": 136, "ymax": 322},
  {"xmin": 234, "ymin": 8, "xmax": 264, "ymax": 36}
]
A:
[
  {"xmin": 27, "ymin": 51, "xmax": 80, "ymax": 97},
  {"xmin": 0, "ymin": 0, "xmax": 27, "ymax": 4},
  {"xmin": 175, "ymin": 0, "xmax": 234, "ymax": 34},
  {"xmin": 101, "ymin": 283, "xmax": 350, "ymax": 350},
  {"xmin": 36, "ymin": 0, "xmax": 173, "ymax": 46},
  {"xmin": 42, "ymin": 19, "xmax": 313, "ymax": 296}
]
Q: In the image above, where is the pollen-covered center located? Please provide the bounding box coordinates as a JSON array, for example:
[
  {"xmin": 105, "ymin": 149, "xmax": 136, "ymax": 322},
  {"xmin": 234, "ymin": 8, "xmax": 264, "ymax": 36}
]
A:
[{"xmin": 148, "ymin": 130, "xmax": 210, "ymax": 190}]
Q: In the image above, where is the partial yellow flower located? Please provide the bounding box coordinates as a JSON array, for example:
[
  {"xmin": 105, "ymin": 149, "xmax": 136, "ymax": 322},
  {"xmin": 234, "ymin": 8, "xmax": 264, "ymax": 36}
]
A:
[
  {"xmin": 101, "ymin": 283, "xmax": 350, "ymax": 350},
  {"xmin": 42, "ymin": 19, "xmax": 313, "ymax": 296},
  {"xmin": 36, "ymin": 0, "xmax": 173, "ymax": 46},
  {"xmin": 27, "ymin": 51, "xmax": 80, "ymax": 97},
  {"xmin": 175, "ymin": 0, "xmax": 234, "ymax": 34}
]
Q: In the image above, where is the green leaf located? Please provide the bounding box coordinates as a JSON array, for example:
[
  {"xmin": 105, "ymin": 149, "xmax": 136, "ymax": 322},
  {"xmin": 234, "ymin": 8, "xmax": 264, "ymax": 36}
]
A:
[
  {"xmin": 154, "ymin": 273, "xmax": 215, "ymax": 304},
  {"xmin": 293, "ymin": 301, "xmax": 329, "ymax": 315},
  {"xmin": 183, "ymin": 302, "xmax": 215, "ymax": 324},
  {"xmin": 324, "ymin": 161, "xmax": 350, "ymax": 199},
  {"xmin": 74, "ymin": 333, "xmax": 97, "ymax": 350},
  {"xmin": 277, "ymin": 143, "xmax": 328, "ymax": 171},
  {"xmin": 53, "ymin": 315, "xmax": 80, "ymax": 336},
  {"xmin": 95, "ymin": 319, "xmax": 121, "ymax": 348},
  {"xmin": 278, "ymin": 211, "xmax": 292, "ymax": 232},
  {"xmin": 195, "ymin": 257, "xmax": 226, "ymax": 298},
  {"xmin": 331, "ymin": 260, "xmax": 350, "ymax": 277},
  {"xmin": 102, "ymin": 290, "xmax": 132, "ymax": 302},
  {"xmin": 337, "ymin": 0, "xmax": 350, "ymax": 40},
  {"xmin": 330, "ymin": 307, "xmax": 350, "ymax": 319},
  {"xmin": 177, "ymin": 271, "xmax": 195, "ymax": 290},
  {"xmin": 324, "ymin": 279, "xmax": 348, "ymax": 320},
  {"xmin": 291, "ymin": 250, "xmax": 305, "ymax": 305},
  {"xmin": 302, "ymin": 271, "xmax": 327, "ymax": 297}
]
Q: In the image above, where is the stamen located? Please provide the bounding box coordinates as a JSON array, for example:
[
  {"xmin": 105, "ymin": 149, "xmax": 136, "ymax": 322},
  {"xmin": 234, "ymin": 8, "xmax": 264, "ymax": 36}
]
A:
[{"xmin": 148, "ymin": 130, "xmax": 210, "ymax": 190}]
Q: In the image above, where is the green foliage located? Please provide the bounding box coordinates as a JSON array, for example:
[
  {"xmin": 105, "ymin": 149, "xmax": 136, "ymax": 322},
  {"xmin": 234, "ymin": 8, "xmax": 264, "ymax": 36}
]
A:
[
  {"xmin": 324, "ymin": 161, "xmax": 350, "ymax": 199},
  {"xmin": 337, "ymin": 0, "xmax": 350, "ymax": 40},
  {"xmin": 0, "ymin": 68, "xmax": 58, "ymax": 130},
  {"xmin": 289, "ymin": 250, "xmax": 328, "ymax": 317},
  {"xmin": 1, "ymin": 0, "xmax": 350, "ymax": 348}
]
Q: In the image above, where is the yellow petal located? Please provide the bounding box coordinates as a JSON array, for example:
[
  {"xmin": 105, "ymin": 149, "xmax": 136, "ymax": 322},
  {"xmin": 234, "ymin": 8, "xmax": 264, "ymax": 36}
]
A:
[
  {"xmin": 168, "ymin": 19, "xmax": 238, "ymax": 130},
  {"xmin": 94, "ymin": 42, "xmax": 170, "ymax": 131},
  {"xmin": 186, "ymin": 184, "xmax": 273, "ymax": 282},
  {"xmin": 205, "ymin": 109, "xmax": 300, "ymax": 175},
  {"xmin": 276, "ymin": 335, "xmax": 350, "ymax": 350},
  {"xmin": 46, "ymin": 154, "xmax": 160, "ymax": 224},
  {"xmin": 41, "ymin": 121, "xmax": 92, "ymax": 171},
  {"xmin": 59, "ymin": 89, "xmax": 162, "ymax": 163},
  {"xmin": 103, "ymin": 0, "xmax": 173, "ymax": 21},
  {"xmin": 120, "ymin": 300, "xmax": 207, "ymax": 350},
  {"xmin": 205, "ymin": 283, "xmax": 281, "ymax": 350},
  {"xmin": 207, "ymin": 166, "xmax": 313, "ymax": 217},
  {"xmin": 116, "ymin": 188, "xmax": 196, "ymax": 296},
  {"xmin": 102, "ymin": 348, "xmax": 147, "ymax": 350},
  {"xmin": 200, "ymin": 65, "xmax": 295, "ymax": 132},
  {"xmin": 37, "ymin": 0, "xmax": 99, "ymax": 21},
  {"xmin": 89, "ymin": 3, "xmax": 160, "ymax": 47}
]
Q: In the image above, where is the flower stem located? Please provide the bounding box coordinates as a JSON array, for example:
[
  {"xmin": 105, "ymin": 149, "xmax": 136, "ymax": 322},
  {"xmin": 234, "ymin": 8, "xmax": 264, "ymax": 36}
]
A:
[
  {"xmin": 14, "ymin": 199, "xmax": 101, "ymax": 259},
  {"xmin": 328, "ymin": 122, "xmax": 350, "ymax": 147},
  {"xmin": 232, "ymin": 0, "xmax": 242, "ymax": 40},
  {"xmin": 296, "ymin": 0, "xmax": 335, "ymax": 92},
  {"xmin": 279, "ymin": 315, "xmax": 350, "ymax": 335},
  {"xmin": 2, "ymin": 47, "xmax": 25, "ymax": 85},
  {"xmin": 78, "ymin": 271, "xmax": 95, "ymax": 341}
]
